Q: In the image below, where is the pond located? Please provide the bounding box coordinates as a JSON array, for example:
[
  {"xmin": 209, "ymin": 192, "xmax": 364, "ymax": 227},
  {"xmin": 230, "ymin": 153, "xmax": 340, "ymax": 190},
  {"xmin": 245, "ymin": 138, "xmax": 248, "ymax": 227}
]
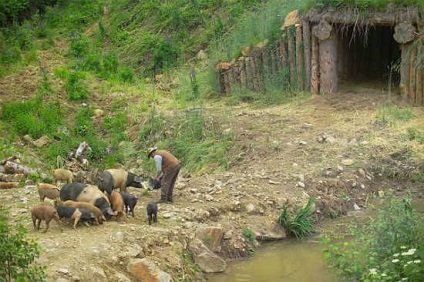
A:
[
  {"xmin": 207, "ymin": 207, "xmax": 373, "ymax": 282},
  {"xmin": 207, "ymin": 238, "xmax": 337, "ymax": 282},
  {"xmin": 207, "ymin": 192, "xmax": 424, "ymax": 282}
]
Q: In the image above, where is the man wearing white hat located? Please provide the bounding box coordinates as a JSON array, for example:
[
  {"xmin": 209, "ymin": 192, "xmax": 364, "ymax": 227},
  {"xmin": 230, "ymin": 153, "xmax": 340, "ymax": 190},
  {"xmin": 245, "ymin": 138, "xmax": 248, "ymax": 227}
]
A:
[{"xmin": 147, "ymin": 147, "xmax": 181, "ymax": 203}]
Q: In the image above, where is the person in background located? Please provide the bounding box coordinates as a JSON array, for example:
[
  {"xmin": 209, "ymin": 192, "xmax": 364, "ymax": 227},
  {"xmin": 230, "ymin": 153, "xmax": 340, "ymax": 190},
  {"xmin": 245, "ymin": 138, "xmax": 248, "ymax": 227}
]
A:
[{"xmin": 147, "ymin": 147, "xmax": 181, "ymax": 203}]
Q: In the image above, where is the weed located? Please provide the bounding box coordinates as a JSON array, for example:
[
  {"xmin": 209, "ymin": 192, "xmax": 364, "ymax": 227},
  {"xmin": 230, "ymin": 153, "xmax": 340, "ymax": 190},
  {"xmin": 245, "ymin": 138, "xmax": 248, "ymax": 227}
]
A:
[
  {"xmin": 279, "ymin": 197, "xmax": 316, "ymax": 238},
  {"xmin": 377, "ymin": 106, "xmax": 416, "ymax": 125},
  {"xmin": 242, "ymin": 228, "xmax": 256, "ymax": 242},
  {"xmin": 66, "ymin": 70, "xmax": 89, "ymax": 100}
]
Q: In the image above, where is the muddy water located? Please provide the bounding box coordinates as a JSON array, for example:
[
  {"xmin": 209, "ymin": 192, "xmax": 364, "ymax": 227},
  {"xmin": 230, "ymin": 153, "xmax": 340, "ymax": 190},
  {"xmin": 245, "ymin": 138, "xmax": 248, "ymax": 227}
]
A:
[
  {"xmin": 207, "ymin": 209, "xmax": 371, "ymax": 282},
  {"xmin": 207, "ymin": 193, "xmax": 424, "ymax": 282},
  {"xmin": 207, "ymin": 238, "xmax": 337, "ymax": 282}
]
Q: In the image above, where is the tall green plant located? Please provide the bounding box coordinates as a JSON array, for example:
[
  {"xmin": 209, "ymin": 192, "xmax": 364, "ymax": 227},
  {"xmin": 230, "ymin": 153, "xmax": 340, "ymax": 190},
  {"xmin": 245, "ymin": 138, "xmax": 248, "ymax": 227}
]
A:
[
  {"xmin": 279, "ymin": 197, "xmax": 316, "ymax": 238},
  {"xmin": 0, "ymin": 207, "xmax": 45, "ymax": 282}
]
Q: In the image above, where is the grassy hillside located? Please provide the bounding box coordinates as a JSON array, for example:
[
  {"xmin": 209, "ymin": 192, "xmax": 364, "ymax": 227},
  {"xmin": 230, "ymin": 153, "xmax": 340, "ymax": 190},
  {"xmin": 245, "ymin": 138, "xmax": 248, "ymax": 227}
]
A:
[{"xmin": 0, "ymin": 0, "xmax": 423, "ymax": 176}]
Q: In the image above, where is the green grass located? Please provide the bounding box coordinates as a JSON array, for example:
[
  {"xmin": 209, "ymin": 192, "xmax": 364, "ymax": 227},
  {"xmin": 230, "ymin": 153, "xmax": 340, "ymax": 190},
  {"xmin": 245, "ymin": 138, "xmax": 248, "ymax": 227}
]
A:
[{"xmin": 279, "ymin": 197, "xmax": 316, "ymax": 238}]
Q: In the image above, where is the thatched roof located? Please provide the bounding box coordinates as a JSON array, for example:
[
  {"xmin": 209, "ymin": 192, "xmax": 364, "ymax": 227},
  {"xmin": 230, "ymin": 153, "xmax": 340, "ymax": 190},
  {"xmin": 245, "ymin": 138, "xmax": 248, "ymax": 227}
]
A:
[{"xmin": 305, "ymin": 5, "xmax": 421, "ymax": 26}]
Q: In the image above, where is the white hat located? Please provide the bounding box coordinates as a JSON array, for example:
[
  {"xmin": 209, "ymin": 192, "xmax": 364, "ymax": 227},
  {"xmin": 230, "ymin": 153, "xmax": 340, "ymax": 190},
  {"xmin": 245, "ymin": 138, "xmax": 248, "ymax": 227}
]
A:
[{"xmin": 147, "ymin": 147, "xmax": 158, "ymax": 158}]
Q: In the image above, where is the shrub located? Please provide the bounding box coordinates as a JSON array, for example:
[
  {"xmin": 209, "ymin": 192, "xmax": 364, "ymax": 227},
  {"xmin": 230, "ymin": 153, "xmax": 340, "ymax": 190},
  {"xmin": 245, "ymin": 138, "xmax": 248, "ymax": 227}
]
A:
[
  {"xmin": 65, "ymin": 70, "xmax": 89, "ymax": 100},
  {"xmin": 279, "ymin": 197, "xmax": 316, "ymax": 238},
  {"xmin": 322, "ymin": 196, "xmax": 422, "ymax": 281},
  {"xmin": 0, "ymin": 207, "xmax": 45, "ymax": 282}
]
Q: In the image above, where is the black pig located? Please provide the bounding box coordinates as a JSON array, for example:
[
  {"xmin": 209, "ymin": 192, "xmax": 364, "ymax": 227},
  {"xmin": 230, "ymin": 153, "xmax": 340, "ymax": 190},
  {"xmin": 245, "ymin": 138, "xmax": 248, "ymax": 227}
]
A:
[
  {"xmin": 146, "ymin": 201, "xmax": 158, "ymax": 225},
  {"xmin": 120, "ymin": 191, "xmax": 138, "ymax": 217},
  {"xmin": 56, "ymin": 206, "xmax": 95, "ymax": 229}
]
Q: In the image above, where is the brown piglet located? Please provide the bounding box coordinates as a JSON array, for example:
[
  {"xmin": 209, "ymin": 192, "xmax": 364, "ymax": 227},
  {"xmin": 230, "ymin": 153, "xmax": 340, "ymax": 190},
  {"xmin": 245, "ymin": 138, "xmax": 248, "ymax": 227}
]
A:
[
  {"xmin": 109, "ymin": 190, "xmax": 125, "ymax": 221},
  {"xmin": 31, "ymin": 205, "xmax": 62, "ymax": 233}
]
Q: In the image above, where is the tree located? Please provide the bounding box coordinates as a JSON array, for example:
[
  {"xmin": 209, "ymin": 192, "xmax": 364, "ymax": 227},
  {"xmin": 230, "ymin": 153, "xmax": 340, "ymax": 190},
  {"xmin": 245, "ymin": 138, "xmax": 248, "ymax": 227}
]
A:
[{"xmin": 0, "ymin": 207, "xmax": 45, "ymax": 282}]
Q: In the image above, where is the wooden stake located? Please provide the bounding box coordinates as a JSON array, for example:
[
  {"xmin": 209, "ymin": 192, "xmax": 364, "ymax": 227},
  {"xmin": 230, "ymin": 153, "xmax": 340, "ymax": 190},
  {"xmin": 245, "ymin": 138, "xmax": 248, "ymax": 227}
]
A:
[
  {"xmin": 416, "ymin": 43, "xmax": 423, "ymax": 105},
  {"xmin": 311, "ymin": 29, "xmax": 320, "ymax": 94},
  {"xmin": 400, "ymin": 43, "xmax": 410, "ymax": 101},
  {"xmin": 296, "ymin": 24, "xmax": 304, "ymax": 91},
  {"xmin": 287, "ymin": 27, "xmax": 297, "ymax": 87},
  {"xmin": 302, "ymin": 20, "xmax": 311, "ymax": 91},
  {"xmin": 409, "ymin": 45, "xmax": 416, "ymax": 104}
]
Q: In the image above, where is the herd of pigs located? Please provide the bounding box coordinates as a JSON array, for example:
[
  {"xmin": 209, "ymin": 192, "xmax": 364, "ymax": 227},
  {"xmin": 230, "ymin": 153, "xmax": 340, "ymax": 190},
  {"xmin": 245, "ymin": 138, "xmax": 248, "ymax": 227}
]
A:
[{"xmin": 31, "ymin": 168, "xmax": 159, "ymax": 233}]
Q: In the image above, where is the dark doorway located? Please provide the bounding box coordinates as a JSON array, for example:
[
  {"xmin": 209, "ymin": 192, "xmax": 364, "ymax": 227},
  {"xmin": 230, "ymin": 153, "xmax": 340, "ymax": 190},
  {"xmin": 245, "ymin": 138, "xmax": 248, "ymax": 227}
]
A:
[{"xmin": 336, "ymin": 25, "xmax": 401, "ymax": 86}]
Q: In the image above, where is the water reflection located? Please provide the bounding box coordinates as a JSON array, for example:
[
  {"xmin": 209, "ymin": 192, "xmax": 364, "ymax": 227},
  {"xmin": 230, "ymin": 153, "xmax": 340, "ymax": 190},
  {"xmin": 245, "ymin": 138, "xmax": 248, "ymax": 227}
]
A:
[{"xmin": 207, "ymin": 239, "xmax": 337, "ymax": 282}]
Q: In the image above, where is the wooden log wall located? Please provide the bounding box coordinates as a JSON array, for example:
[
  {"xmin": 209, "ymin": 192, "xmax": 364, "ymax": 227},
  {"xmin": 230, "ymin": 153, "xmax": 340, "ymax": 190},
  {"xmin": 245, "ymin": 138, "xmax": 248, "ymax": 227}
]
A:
[
  {"xmin": 215, "ymin": 16, "xmax": 423, "ymax": 106},
  {"xmin": 216, "ymin": 22, "xmax": 310, "ymax": 95},
  {"xmin": 400, "ymin": 36, "xmax": 424, "ymax": 106}
]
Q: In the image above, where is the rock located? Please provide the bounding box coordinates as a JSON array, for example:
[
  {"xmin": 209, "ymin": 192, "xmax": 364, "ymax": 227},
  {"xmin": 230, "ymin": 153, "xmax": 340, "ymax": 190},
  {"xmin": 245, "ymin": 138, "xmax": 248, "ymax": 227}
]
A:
[
  {"xmin": 189, "ymin": 238, "xmax": 226, "ymax": 273},
  {"xmin": 205, "ymin": 194, "xmax": 214, "ymax": 202},
  {"xmin": 109, "ymin": 231, "xmax": 125, "ymax": 241},
  {"xmin": 22, "ymin": 134, "xmax": 34, "ymax": 145},
  {"xmin": 94, "ymin": 109, "xmax": 104, "ymax": 117},
  {"xmin": 254, "ymin": 226, "xmax": 287, "ymax": 241},
  {"xmin": 341, "ymin": 159, "xmax": 354, "ymax": 166},
  {"xmin": 33, "ymin": 135, "xmax": 51, "ymax": 148},
  {"xmin": 195, "ymin": 226, "xmax": 224, "ymax": 252},
  {"xmin": 129, "ymin": 258, "xmax": 172, "ymax": 282},
  {"xmin": 245, "ymin": 203, "xmax": 256, "ymax": 215},
  {"xmin": 57, "ymin": 268, "xmax": 70, "ymax": 275}
]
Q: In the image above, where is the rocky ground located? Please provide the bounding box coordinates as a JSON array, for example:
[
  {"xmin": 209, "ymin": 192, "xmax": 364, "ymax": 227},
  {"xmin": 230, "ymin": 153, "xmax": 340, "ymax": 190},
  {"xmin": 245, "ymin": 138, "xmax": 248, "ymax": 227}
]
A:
[{"xmin": 1, "ymin": 84, "xmax": 424, "ymax": 281}]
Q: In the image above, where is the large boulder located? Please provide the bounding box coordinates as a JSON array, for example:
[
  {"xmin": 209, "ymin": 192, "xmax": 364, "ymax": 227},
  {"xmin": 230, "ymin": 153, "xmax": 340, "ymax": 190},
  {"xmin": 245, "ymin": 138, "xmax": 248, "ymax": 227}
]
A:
[
  {"xmin": 195, "ymin": 225, "xmax": 224, "ymax": 252},
  {"xmin": 128, "ymin": 258, "xmax": 172, "ymax": 282},
  {"xmin": 189, "ymin": 238, "xmax": 226, "ymax": 273}
]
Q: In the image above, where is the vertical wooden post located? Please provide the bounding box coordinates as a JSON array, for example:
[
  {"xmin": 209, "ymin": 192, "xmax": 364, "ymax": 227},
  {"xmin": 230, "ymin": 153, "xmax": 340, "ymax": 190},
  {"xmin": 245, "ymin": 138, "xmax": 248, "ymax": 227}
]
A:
[
  {"xmin": 223, "ymin": 70, "xmax": 231, "ymax": 94},
  {"xmin": 271, "ymin": 43, "xmax": 278, "ymax": 75},
  {"xmin": 416, "ymin": 43, "xmax": 423, "ymax": 105},
  {"xmin": 409, "ymin": 45, "xmax": 416, "ymax": 104},
  {"xmin": 287, "ymin": 27, "xmax": 297, "ymax": 87},
  {"xmin": 296, "ymin": 24, "xmax": 304, "ymax": 91},
  {"xmin": 311, "ymin": 30, "xmax": 319, "ymax": 94},
  {"xmin": 400, "ymin": 43, "xmax": 410, "ymax": 101},
  {"xmin": 279, "ymin": 40, "xmax": 288, "ymax": 71},
  {"xmin": 319, "ymin": 34, "xmax": 338, "ymax": 94},
  {"xmin": 245, "ymin": 57, "xmax": 253, "ymax": 90},
  {"xmin": 302, "ymin": 20, "xmax": 311, "ymax": 91},
  {"xmin": 239, "ymin": 57, "xmax": 247, "ymax": 89}
]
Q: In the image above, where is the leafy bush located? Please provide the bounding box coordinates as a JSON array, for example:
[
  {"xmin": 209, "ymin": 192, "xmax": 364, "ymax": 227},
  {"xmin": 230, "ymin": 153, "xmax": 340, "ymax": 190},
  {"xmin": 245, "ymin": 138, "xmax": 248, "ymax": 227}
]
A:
[
  {"xmin": 322, "ymin": 196, "xmax": 422, "ymax": 281},
  {"xmin": 0, "ymin": 207, "xmax": 45, "ymax": 282},
  {"xmin": 279, "ymin": 197, "xmax": 316, "ymax": 238},
  {"xmin": 65, "ymin": 70, "xmax": 89, "ymax": 100}
]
